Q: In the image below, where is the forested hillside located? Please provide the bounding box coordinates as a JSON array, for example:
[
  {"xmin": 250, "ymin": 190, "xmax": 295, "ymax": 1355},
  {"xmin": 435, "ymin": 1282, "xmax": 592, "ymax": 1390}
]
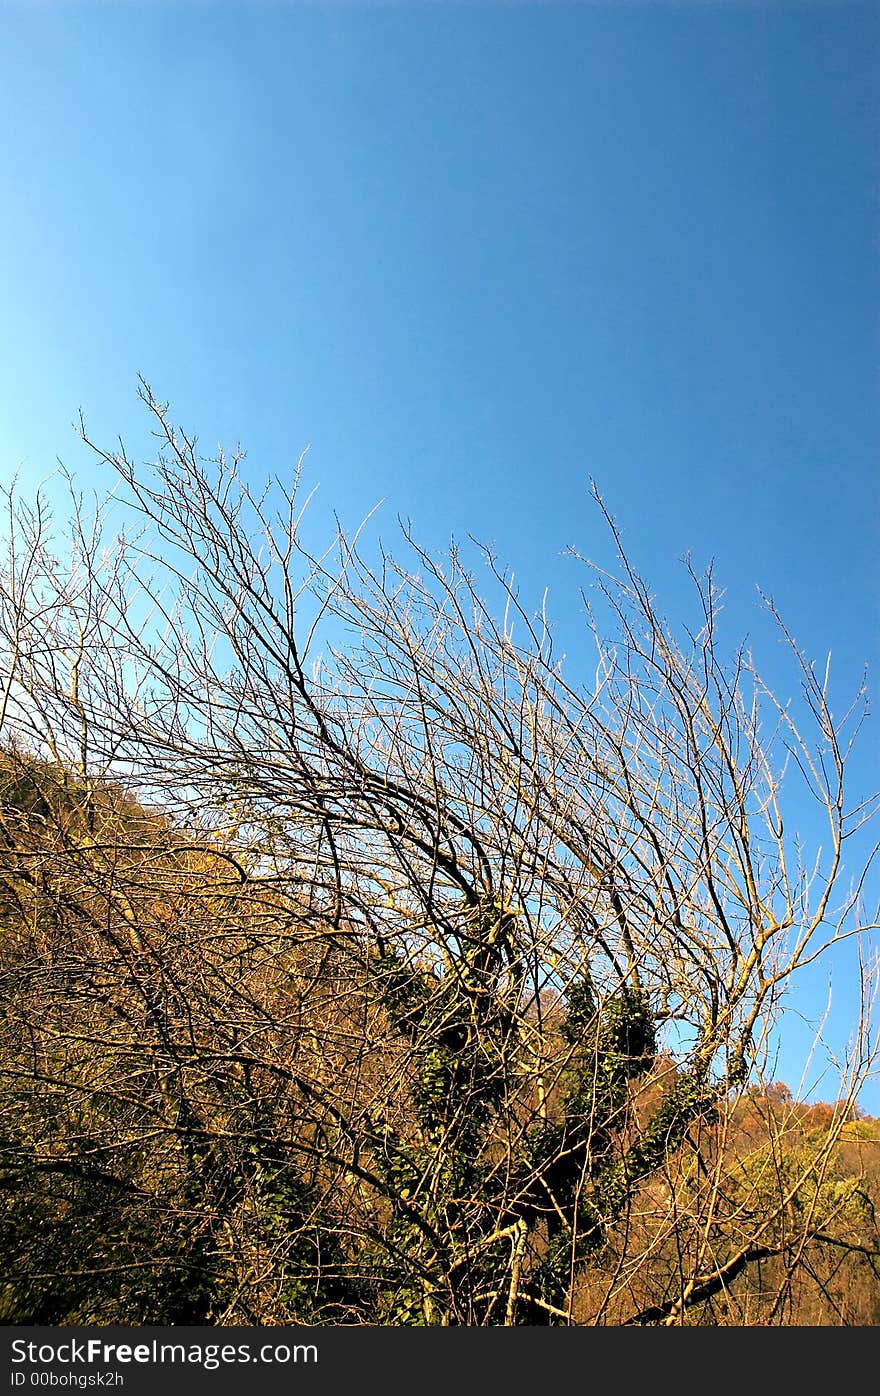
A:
[{"xmin": 1, "ymin": 753, "xmax": 877, "ymax": 1325}]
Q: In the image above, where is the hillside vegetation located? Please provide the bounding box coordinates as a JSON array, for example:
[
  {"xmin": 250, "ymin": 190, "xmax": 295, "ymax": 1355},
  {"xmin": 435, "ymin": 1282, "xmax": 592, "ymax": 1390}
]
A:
[{"xmin": 1, "ymin": 755, "xmax": 877, "ymax": 1326}]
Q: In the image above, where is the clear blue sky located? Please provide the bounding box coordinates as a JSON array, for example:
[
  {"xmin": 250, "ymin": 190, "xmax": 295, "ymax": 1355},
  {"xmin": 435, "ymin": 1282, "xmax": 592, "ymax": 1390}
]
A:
[{"xmin": 1, "ymin": 2, "xmax": 878, "ymax": 1103}]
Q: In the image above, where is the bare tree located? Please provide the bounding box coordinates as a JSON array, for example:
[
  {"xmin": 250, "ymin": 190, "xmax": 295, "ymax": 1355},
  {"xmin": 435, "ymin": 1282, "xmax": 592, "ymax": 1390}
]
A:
[{"xmin": 0, "ymin": 385, "xmax": 877, "ymax": 1324}]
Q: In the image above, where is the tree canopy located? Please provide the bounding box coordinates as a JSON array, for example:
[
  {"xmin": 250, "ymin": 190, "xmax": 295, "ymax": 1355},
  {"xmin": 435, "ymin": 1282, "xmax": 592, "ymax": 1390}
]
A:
[{"xmin": 1, "ymin": 389, "xmax": 878, "ymax": 1324}]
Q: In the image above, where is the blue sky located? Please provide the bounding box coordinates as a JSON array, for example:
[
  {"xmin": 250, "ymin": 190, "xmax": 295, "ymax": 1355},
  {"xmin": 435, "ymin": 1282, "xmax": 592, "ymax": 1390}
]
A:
[{"xmin": 1, "ymin": 2, "xmax": 878, "ymax": 1103}]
